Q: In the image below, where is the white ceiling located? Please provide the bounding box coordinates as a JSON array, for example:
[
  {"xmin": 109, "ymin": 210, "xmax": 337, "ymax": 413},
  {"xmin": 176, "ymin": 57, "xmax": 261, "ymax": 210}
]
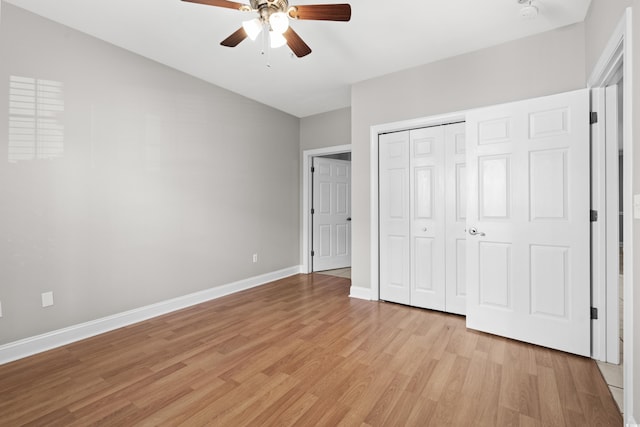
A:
[{"xmin": 4, "ymin": 0, "xmax": 592, "ymax": 117}]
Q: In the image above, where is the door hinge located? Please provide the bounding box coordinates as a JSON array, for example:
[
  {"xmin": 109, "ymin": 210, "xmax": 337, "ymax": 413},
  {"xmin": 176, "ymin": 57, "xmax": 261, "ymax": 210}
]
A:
[
  {"xmin": 590, "ymin": 112, "xmax": 598, "ymax": 124},
  {"xmin": 590, "ymin": 210, "xmax": 598, "ymax": 222},
  {"xmin": 311, "ymin": 166, "xmax": 315, "ymax": 173},
  {"xmin": 591, "ymin": 307, "xmax": 598, "ymax": 319},
  {"xmin": 311, "ymin": 208, "xmax": 315, "ymax": 215},
  {"xmin": 311, "ymin": 250, "xmax": 315, "ymax": 257}
]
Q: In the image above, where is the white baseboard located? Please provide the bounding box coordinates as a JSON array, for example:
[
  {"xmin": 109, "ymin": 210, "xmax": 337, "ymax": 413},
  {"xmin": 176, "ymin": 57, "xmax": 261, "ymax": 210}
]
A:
[
  {"xmin": 0, "ymin": 265, "xmax": 302, "ymax": 365},
  {"xmin": 349, "ymin": 285, "xmax": 372, "ymax": 300}
]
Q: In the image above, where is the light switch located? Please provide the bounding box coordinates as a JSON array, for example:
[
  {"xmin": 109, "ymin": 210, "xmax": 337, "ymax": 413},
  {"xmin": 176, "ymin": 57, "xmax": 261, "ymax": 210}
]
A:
[
  {"xmin": 634, "ymin": 194, "xmax": 640, "ymax": 219},
  {"xmin": 41, "ymin": 291, "xmax": 54, "ymax": 308}
]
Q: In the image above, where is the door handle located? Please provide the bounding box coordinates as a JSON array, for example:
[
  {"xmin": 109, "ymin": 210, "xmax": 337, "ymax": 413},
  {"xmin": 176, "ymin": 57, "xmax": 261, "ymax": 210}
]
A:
[
  {"xmin": 347, "ymin": 217, "xmax": 351, "ymax": 221},
  {"xmin": 468, "ymin": 227, "xmax": 485, "ymax": 236}
]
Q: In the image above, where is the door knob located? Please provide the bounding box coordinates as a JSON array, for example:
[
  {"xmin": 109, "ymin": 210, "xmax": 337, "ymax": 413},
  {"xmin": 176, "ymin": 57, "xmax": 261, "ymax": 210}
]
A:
[
  {"xmin": 422, "ymin": 227, "xmax": 427, "ymax": 232},
  {"xmin": 347, "ymin": 217, "xmax": 351, "ymax": 221},
  {"xmin": 468, "ymin": 227, "xmax": 485, "ymax": 236}
]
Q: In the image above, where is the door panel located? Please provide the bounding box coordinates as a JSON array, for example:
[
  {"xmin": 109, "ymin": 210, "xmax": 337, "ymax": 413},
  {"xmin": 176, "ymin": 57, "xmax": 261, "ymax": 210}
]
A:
[
  {"xmin": 414, "ymin": 237, "xmax": 434, "ymax": 291},
  {"xmin": 478, "ymin": 242, "xmax": 512, "ymax": 308},
  {"xmin": 455, "ymin": 239, "xmax": 467, "ymax": 295},
  {"xmin": 530, "ymin": 245, "xmax": 569, "ymax": 318},
  {"xmin": 410, "ymin": 127, "xmax": 445, "ymax": 310},
  {"xmin": 445, "ymin": 122, "xmax": 468, "ymax": 315},
  {"xmin": 466, "ymin": 89, "xmax": 590, "ymax": 356},
  {"xmin": 312, "ymin": 157, "xmax": 351, "ymax": 271},
  {"xmin": 414, "ymin": 167, "xmax": 434, "ymax": 218},
  {"xmin": 529, "ymin": 150, "xmax": 567, "ymax": 220},
  {"xmin": 379, "ymin": 132, "xmax": 411, "ymax": 304},
  {"xmin": 479, "ymin": 156, "xmax": 511, "ymax": 219}
]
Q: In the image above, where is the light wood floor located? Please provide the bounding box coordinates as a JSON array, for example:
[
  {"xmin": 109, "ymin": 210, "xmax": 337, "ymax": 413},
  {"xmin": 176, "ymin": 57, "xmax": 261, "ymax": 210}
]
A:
[{"xmin": 0, "ymin": 274, "xmax": 622, "ymax": 426}]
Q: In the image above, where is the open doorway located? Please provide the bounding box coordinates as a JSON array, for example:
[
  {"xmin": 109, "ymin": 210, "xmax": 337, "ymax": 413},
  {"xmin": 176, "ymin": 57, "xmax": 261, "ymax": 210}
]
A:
[
  {"xmin": 311, "ymin": 153, "xmax": 352, "ymax": 274},
  {"xmin": 588, "ymin": 9, "xmax": 632, "ymax": 417},
  {"xmin": 595, "ymin": 75, "xmax": 624, "ymax": 412},
  {"xmin": 301, "ymin": 145, "xmax": 352, "ymax": 275}
]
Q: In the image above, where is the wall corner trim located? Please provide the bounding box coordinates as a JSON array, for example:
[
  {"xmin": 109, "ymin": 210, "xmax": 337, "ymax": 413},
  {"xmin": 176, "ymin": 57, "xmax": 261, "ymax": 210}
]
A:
[
  {"xmin": 0, "ymin": 265, "xmax": 302, "ymax": 365},
  {"xmin": 349, "ymin": 286, "xmax": 372, "ymax": 300}
]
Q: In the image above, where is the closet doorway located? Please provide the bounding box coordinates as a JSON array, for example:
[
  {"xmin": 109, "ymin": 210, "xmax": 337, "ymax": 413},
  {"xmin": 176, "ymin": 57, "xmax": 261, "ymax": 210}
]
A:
[
  {"xmin": 373, "ymin": 88, "xmax": 592, "ymax": 357},
  {"xmin": 379, "ymin": 122, "xmax": 466, "ymax": 315}
]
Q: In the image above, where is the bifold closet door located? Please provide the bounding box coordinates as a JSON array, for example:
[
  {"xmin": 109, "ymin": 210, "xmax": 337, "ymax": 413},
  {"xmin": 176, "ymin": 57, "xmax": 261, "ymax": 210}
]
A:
[
  {"xmin": 409, "ymin": 127, "xmax": 446, "ymax": 310},
  {"xmin": 444, "ymin": 123, "xmax": 467, "ymax": 315},
  {"xmin": 380, "ymin": 127, "xmax": 448, "ymax": 311},
  {"xmin": 379, "ymin": 131, "xmax": 411, "ymax": 305}
]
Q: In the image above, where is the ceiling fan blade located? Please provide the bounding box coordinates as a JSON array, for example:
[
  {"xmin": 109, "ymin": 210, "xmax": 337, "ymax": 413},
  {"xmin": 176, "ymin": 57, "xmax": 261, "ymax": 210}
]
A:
[
  {"xmin": 220, "ymin": 27, "xmax": 248, "ymax": 47},
  {"xmin": 288, "ymin": 4, "xmax": 351, "ymax": 21},
  {"xmin": 283, "ymin": 27, "xmax": 312, "ymax": 58},
  {"xmin": 181, "ymin": 0, "xmax": 247, "ymax": 11}
]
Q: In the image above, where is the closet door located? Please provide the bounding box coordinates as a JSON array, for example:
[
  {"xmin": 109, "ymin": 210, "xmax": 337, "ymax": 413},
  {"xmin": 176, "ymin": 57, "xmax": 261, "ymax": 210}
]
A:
[
  {"xmin": 410, "ymin": 127, "xmax": 446, "ymax": 310},
  {"xmin": 379, "ymin": 131, "xmax": 410, "ymax": 305},
  {"xmin": 444, "ymin": 123, "xmax": 467, "ymax": 315}
]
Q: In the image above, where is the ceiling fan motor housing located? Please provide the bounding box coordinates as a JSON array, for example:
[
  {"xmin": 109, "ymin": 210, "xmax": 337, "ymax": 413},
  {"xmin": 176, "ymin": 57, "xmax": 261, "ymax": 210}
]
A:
[{"xmin": 251, "ymin": 0, "xmax": 289, "ymax": 16}]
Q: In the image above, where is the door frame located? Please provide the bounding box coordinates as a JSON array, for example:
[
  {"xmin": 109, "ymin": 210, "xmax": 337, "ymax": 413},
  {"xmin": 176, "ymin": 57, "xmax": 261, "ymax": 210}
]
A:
[
  {"xmin": 587, "ymin": 7, "xmax": 634, "ymax": 420},
  {"xmin": 369, "ymin": 111, "xmax": 466, "ymax": 301},
  {"xmin": 301, "ymin": 145, "xmax": 351, "ymax": 274}
]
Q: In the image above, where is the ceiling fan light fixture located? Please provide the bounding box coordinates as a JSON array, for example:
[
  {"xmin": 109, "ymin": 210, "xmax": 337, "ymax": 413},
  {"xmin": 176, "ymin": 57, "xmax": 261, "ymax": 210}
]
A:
[
  {"xmin": 269, "ymin": 11, "xmax": 289, "ymax": 34},
  {"xmin": 242, "ymin": 18, "xmax": 263, "ymax": 40},
  {"xmin": 270, "ymin": 30, "xmax": 287, "ymax": 48}
]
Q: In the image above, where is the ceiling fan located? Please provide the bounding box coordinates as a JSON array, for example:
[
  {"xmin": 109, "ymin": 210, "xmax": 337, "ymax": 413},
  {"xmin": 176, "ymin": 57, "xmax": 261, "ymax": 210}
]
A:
[{"xmin": 181, "ymin": 0, "xmax": 351, "ymax": 58}]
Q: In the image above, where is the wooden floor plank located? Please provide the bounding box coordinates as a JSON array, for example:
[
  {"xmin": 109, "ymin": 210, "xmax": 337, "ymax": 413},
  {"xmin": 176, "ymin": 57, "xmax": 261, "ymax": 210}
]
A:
[{"xmin": 0, "ymin": 274, "xmax": 622, "ymax": 426}]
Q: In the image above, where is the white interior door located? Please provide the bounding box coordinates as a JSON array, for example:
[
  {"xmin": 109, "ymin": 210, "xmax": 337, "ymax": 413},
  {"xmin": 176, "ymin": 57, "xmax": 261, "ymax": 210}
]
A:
[
  {"xmin": 379, "ymin": 131, "xmax": 410, "ymax": 304},
  {"xmin": 410, "ymin": 127, "xmax": 446, "ymax": 310},
  {"xmin": 445, "ymin": 122, "xmax": 467, "ymax": 315},
  {"xmin": 312, "ymin": 157, "xmax": 351, "ymax": 271},
  {"xmin": 465, "ymin": 89, "xmax": 591, "ymax": 357}
]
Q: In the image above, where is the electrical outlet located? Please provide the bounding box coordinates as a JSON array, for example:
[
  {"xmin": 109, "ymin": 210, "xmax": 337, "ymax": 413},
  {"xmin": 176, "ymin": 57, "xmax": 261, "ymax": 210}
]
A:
[
  {"xmin": 41, "ymin": 291, "xmax": 54, "ymax": 308},
  {"xmin": 252, "ymin": 253, "xmax": 258, "ymax": 263}
]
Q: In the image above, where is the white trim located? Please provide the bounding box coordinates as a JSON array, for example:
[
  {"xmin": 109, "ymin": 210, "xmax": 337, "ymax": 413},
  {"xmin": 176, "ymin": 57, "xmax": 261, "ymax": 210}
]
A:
[
  {"xmin": 604, "ymin": 84, "xmax": 621, "ymax": 364},
  {"xmin": 301, "ymin": 144, "xmax": 352, "ymax": 273},
  {"xmin": 621, "ymin": 9, "xmax": 634, "ymax": 421},
  {"xmin": 348, "ymin": 286, "xmax": 372, "ymax": 300},
  {"xmin": 588, "ymin": 14, "xmax": 626, "ymax": 87},
  {"xmin": 369, "ymin": 111, "xmax": 467, "ymax": 302},
  {"xmin": 591, "ymin": 86, "xmax": 607, "ymax": 362},
  {"xmin": 0, "ymin": 265, "xmax": 302, "ymax": 365},
  {"xmin": 587, "ymin": 8, "xmax": 634, "ymax": 422}
]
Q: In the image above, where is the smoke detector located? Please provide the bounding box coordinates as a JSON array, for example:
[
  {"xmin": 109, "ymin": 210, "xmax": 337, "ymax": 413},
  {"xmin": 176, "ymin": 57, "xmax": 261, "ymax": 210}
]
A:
[{"xmin": 518, "ymin": 0, "xmax": 538, "ymax": 20}]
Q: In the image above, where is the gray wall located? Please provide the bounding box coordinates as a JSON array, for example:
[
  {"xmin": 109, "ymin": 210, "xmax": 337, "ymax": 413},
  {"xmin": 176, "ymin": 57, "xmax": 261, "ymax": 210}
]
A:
[
  {"xmin": 350, "ymin": 23, "xmax": 586, "ymax": 295},
  {"xmin": 0, "ymin": 3, "xmax": 300, "ymax": 344},
  {"xmin": 299, "ymin": 107, "xmax": 351, "ymax": 152}
]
